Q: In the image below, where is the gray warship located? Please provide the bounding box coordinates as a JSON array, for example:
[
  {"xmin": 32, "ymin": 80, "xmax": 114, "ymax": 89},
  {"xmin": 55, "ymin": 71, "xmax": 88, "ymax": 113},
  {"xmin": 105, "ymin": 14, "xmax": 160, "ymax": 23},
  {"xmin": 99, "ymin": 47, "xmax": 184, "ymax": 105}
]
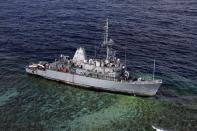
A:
[{"xmin": 26, "ymin": 19, "xmax": 162, "ymax": 96}]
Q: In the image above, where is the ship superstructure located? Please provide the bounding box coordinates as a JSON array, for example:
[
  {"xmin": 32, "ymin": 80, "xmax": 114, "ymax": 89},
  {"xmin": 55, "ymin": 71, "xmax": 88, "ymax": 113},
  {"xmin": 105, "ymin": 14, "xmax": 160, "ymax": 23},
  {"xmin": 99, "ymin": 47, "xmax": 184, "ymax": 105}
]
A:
[{"xmin": 26, "ymin": 19, "xmax": 162, "ymax": 96}]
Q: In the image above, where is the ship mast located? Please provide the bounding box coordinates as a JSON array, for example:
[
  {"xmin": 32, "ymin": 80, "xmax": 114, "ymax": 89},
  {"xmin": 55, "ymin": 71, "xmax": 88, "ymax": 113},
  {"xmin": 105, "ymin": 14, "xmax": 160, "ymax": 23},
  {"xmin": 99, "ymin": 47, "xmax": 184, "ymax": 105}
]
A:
[
  {"xmin": 124, "ymin": 44, "xmax": 127, "ymax": 67},
  {"xmin": 103, "ymin": 18, "xmax": 113, "ymax": 61},
  {"xmin": 105, "ymin": 18, "xmax": 109, "ymax": 44},
  {"xmin": 153, "ymin": 59, "xmax": 156, "ymax": 80}
]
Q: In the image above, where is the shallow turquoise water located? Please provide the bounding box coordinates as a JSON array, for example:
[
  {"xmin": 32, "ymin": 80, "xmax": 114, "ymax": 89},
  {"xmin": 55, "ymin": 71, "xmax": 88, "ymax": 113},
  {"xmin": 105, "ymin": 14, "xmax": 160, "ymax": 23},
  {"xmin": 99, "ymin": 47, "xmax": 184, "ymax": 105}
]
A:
[{"xmin": 0, "ymin": 71, "xmax": 197, "ymax": 130}]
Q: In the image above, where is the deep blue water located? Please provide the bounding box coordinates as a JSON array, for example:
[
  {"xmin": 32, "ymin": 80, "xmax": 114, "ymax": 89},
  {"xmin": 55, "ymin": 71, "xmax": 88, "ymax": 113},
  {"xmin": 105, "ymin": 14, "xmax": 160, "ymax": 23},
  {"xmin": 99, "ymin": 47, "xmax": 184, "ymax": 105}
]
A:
[{"xmin": 0, "ymin": 0, "xmax": 197, "ymax": 130}]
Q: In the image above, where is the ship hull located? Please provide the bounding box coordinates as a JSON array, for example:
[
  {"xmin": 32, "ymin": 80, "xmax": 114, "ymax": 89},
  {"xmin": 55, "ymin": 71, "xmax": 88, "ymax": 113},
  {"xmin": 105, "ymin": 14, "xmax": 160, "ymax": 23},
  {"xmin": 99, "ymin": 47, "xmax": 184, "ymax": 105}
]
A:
[{"xmin": 26, "ymin": 68, "xmax": 161, "ymax": 96}]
